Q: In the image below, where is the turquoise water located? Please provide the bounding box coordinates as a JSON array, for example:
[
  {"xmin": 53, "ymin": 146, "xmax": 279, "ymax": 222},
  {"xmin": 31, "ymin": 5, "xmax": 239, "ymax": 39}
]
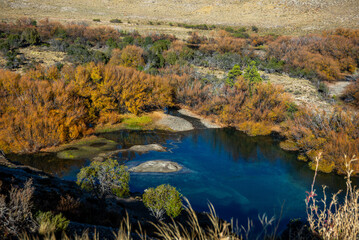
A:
[
  {"xmin": 124, "ymin": 128, "xmax": 354, "ymax": 230},
  {"xmin": 11, "ymin": 128, "xmax": 356, "ymax": 232}
]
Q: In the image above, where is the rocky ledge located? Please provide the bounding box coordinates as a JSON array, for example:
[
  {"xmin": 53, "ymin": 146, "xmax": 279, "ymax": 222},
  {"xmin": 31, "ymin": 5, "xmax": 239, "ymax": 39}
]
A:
[{"xmin": 129, "ymin": 160, "xmax": 183, "ymax": 173}]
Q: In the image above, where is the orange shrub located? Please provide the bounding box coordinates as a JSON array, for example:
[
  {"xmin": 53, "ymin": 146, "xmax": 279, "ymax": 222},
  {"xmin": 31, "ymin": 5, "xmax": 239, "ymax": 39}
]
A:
[
  {"xmin": 267, "ymin": 29, "xmax": 359, "ymax": 81},
  {"xmin": 281, "ymin": 108, "xmax": 359, "ymax": 173},
  {"xmin": 343, "ymin": 79, "xmax": 359, "ymax": 109},
  {"xmin": 200, "ymin": 30, "xmax": 246, "ymax": 54},
  {"xmin": 0, "ymin": 63, "xmax": 175, "ymax": 153},
  {"xmin": 109, "ymin": 45, "xmax": 144, "ymax": 68}
]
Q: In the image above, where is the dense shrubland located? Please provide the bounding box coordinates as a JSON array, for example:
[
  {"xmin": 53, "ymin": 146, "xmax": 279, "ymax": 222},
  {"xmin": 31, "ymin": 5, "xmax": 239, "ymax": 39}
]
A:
[
  {"xmin": 0, "ymin": 64, "xmax": 174, "ymax": 153},
  {"xmin": 267, "ymin": 29, "xmax": 359, "ymax": 81},
  {"xmin": 0, "ymin": 19, "xmax": 358, "ymax": 174},
  {"xmin": 281, "ymin": 108, "xmax": 359, "ymax": 173},
  {"xmin": 0, "ymin": 18, "xmax": 358, "ymax": 239},
  {"xmin": 1, "ymin": 18, "xmax": 358, "ymax": 82},
  {"xmin": 343, "ymin": 78, "xmax": 359, "ymax": 108}
]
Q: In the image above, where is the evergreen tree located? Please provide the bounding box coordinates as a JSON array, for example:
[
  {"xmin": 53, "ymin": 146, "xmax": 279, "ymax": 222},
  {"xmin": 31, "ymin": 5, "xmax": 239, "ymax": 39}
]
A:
[
  {"xmin": 244, "ymin": 61, "xmax": 262, "ymax": 84},
  {"xmin": 226, "ymin": 64, "xmax": 242, "ymax": 87}
]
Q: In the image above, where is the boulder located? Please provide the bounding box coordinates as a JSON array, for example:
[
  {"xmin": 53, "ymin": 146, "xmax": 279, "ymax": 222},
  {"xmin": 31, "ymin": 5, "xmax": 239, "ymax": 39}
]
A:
[
  {"xmin": 128, "ymin": 144, "xmax": 166, "ymax": 153},
  {"xmin": 129, "ymin": 160, "xmax": 182, "ymax": 173}
]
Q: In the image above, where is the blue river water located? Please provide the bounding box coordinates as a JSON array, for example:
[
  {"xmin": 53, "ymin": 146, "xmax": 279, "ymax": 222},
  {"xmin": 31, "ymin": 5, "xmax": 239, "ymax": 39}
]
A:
[{"xmin": 11, "ymin": 127, "xmax": 356, "ymax": 232}]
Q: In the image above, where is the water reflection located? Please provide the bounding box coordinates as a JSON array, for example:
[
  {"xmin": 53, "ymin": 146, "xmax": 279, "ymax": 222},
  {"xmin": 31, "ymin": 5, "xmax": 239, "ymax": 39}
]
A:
[
  {"xmin": 8, "ymin": 128, "xmax": 358, "ymax": 232},
  {"xmin": 8, "ymin": 152, "xmax": 89, "ymax": 178}
]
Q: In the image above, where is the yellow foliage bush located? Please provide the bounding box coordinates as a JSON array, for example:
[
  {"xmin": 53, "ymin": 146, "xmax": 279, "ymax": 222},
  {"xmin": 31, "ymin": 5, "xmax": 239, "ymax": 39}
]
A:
[{"xmin": 0, "ymin": 63, "xmax": 174, "ymax": 153}]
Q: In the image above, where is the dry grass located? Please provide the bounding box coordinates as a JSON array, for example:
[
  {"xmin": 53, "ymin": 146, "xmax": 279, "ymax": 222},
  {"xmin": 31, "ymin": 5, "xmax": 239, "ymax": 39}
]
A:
[
  {"xmin": 0, "ymin": 0, "xmax": 358, "ymax": 36},
  {"xmin": 18, "ymin": 198, "xmax": 281, "ymax": 240},
  {"xmin": 196, "ymin": 66, "xmax": 333, "ymax": 111},
  {"xmin": 260, "ymin": 71, "xmax": 333, "ymax": 111},
  {"xmin": 18, "ymin": 46, "xmax": 66, "ymax": 72},
  {"xmin": 0, "ymin": 180, "xmax": 37, "ymax": 237},
  {"xmin": 306, "ymin": 153, "xmax": 359, "ymax": 239}
]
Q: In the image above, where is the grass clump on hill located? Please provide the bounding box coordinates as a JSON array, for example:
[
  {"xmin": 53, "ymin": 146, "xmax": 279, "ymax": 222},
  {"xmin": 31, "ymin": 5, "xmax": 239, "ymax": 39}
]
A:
[
  {"xmin": 122, "ymin": 115, "xmax": 153, "ymax": 130},
  {"xmin": 306, "ymin": 154, "xmax": 359, "ymax": 239}
]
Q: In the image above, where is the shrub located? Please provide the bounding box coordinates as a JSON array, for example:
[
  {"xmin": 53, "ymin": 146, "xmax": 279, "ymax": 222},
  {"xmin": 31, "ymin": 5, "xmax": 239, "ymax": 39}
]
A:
[
  {"xmin": 251, "ymin": 26, "xmax": 259, "ymax": 33},
  {"xmin": 143, "ymin": 184, "xmax": 182, "ymax": 220},
  {"xmin": 53, "ymin": 27, "xmax": 67, "ymax": 39},
  {"xmin": 306, "ymin": 154, "xmax": 359, "ymax": 239},
  {"xmin": 342, "ymin": 79, "xmax": 359, "ymax": 108},
  {"xmin": 36, "ymin": 211, "xmax": 69, "ymax": 235},
  {"xmin": 93, "ymin": 19, "xmax": 101, "ymax": 22},
  {"xmin": 56, "ymin": 194, "xmax": 80, "ymax": 216},
  {"xmin": 109, "ymin": 45, "xmax": 144, "ymax": 68},
  {"xmin": 66, "ymin": 43, "xmax": 92, "ymax": 63},
  {"xmin": 318, "ymin": 82, "xmax": 329, "ymax": 96},
  {"xmin": 110, "ymin": 19, "xmax": 122, "ymax": 24},
  {"xmin": 232, "ymin": 32, "xmax": 250, "ymax": 39},
  {"xmin": 226, "ymin": 64, "xmax": 242, "ymax": 87},
  {"xmin": 76, "ymin": 158, "xmax": 130, "ymax": 198},
  {"xmin": 267, "ymin": 29, "xmax": 359, "ymax": 82},
  {"xmin": 21, "ymin": 28, "xmax": 41, "ymax": 45},
  {"xmin": 148, "ymin": 40, "xmax": 171, "ymax": 68},
  {"xmin": 0, "ymin": 180, "xmax": 36, "ymax": 237},
  {"xmin": 263, "ymin": 58, "xmax": 285, "ymax": 72},
  {"xmin": 6, "ymin": 34, "xmax": 21, "ymax": 49},
  {"xmin": 199, "ymin": 30, "xmax": 246, "ymax": 54},
  {"xmin": 244, "ymin": 61, "xmax": 262, "ymax": 84}
]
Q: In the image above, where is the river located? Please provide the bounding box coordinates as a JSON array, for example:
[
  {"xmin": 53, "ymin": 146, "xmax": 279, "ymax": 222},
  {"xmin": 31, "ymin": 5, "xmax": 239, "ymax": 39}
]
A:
[{"xmin": 9, "ymin": 127, "xmax": 357, "ymax": 232}]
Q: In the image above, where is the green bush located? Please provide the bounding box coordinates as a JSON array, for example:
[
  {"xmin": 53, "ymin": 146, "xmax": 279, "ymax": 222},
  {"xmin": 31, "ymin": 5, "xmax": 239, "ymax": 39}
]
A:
[
  {"xmin": 318, "ymin": 82, "xmax": 329, "ymax": 96},
  {"xmin": 76, "ymin": 158, "xmax": 130, "ymax": 198},
  {"xmin": 286, "ymin": 102, "xmax": 299, "ymax": 118},
  {"xmin": 165, "ymin": 51, "xmax": 178, "ymax": 65},
  {"xmin": 93, "ymin": 19, "xmax": 101, "ymax": 22},
  {"xmin": 244, "ymin": 61, "xmax": 262, "ymax": 84},
  {"xmin": 30, "ymin": 19, "xmax": 37, "ymax": 26},
  {"xmin": 122, "ymin": 36, "xmax": 134, "ymax": 45},
  {"xmin": 67, "ymin": 44, "xmax": 91, "ymax": 63},
  {"xmin": 110, "ymin": 19, "xmax": 122, "ymax": 23},
  {"xmin": 224, "ymin": 27, "xmax": 235, "ymax": 33},
  {"xmin": 264, "ymin": 58, "xmax": 285, "ymax": 72},
  {"xmin": 226, "ymin": 64, "xmax": 242, "ymax": 87},
  {"xmin": 21, "ymin": 28, "xmax": 41, "ymax": 45},
  {"xmin": 53, "ymin": 27, "xmax": 67, "ymax": 39},
  {"xmin": 251, "ymin": 26, "xmax": 259, "ymax": 33},
  {"xmin": 232, "ymin": 32, "xmax": 250, "ymax": 39},
  {"xmin": 36, "ymin": 211, "xmax": 69, "ymax": 235},
  {"xmin": 106, "ymin": 37, "xmax": 118, "ymax": 49},
  {"xmin": 143, "ymin": 184, "xmax": 182, "ymax": 220},
  {"xmin": 7, "ymin": 34, "xmax": 21, "ymax": 49}
]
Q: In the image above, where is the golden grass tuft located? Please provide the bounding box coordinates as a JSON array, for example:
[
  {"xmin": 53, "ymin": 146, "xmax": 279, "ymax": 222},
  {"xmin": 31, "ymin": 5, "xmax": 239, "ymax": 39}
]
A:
[{"xmin": 306, "ymin": 153, "xmax": 359, "ymax": 239}]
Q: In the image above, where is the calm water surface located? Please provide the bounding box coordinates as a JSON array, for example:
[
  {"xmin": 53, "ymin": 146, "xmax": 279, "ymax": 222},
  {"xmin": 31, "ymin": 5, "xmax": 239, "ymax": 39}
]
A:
[{"xmin": 10, "ymin": 128, "xmax": 357, "ymax": 231}]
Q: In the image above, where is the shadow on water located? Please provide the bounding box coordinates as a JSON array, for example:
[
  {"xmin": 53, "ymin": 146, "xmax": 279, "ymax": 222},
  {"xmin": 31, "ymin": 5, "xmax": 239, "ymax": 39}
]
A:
[{"xmin": 7, "ymin": 126, "xmax": 358, "ymax": 233}]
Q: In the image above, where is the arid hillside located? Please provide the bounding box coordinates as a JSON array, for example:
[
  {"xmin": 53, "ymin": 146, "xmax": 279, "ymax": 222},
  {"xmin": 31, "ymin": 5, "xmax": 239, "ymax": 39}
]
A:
[{"xmin": 0, "ymin": 0, "xmax": 358, "ymax": 34}]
